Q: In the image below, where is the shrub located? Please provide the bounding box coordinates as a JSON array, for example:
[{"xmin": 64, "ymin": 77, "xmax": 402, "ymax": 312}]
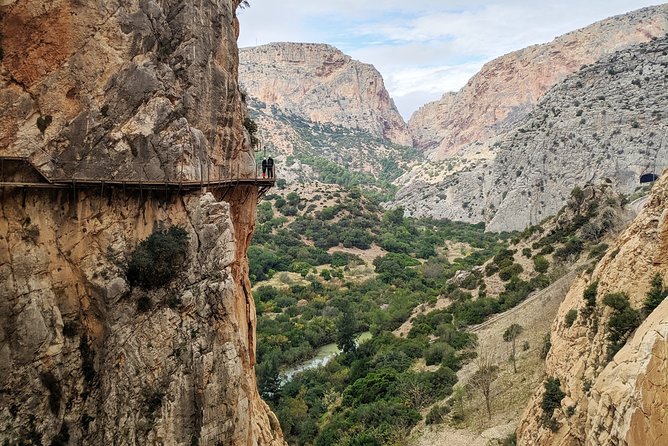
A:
[
  {"xmin": 426, "ymin": 404, "xmax": 450, "ymax": 425},
  {"xmin": 499, "ymin": 263, "xmax": 523, "ymax": 281},
  {"xmin": 643, "ymin": 274, "xmax": 667, "ymax": 315},
  {"xmin": 603, "ymin": 292, "xmax": 641, "ymax": 360},
  {"xmin": 554, "ymin": 238, "xmax": 583, "ymax": 262},
  {"xmin": 533, "ymin": 255, "xmax": 549, "ymax": 273},
  {"xmin": 564, "ymin": 309, "xmax": 577, "ymax": 327},
  {"xmin": 485, "ymin": 263, "xmax": 499, "ymax": 277},
  {"xmin": 243, "ymin": 117, "xmax": 259, "ymax": 147},
  {"xmin": 127, "ymin": 227, "xmax": 189, "ymax": 289},
  {"xmin": 540, "ymin": 333, "xmax": 551, "ymax": 359},
  {"xmin": 522, "ymin": 247, "xmax": 532, "ymax": 258},
  {"xmin": 541, "ymin": 377, "xmax": 565, "ymax": 427},
  {"xmin": 581, "ymin": 281, "xmax": 598, "ymax": 318}
]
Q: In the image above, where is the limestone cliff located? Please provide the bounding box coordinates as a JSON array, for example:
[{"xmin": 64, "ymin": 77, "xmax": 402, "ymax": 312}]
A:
[
  {"xmin": 395, "ymin": 34, "xmax": 668, "ymax": 231},
  {"xmin": 517, "ymin": 173, "xmax": 668, "ymax": 445},
  {"xmin": 239, "ymin": 43, "xmax": 411, "ymax": 146},
  {"xmin": 408, "ymin": 4, "xmax": 668, "ymax": 159},
  {"xmin": 0, "ymin": 1, "xmax": 284, "ymax": 445}
]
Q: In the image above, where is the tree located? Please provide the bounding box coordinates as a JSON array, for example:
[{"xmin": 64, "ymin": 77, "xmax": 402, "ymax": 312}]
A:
[
  {"xmin": 503, "ymin": 323, "xmax": 524, "ymax": 373},
  {"xmin": 257, "ymin": 354, "xmax": 281, "ymax": 403},
  {"xmin": 336, "ymin": 300, "xmax": 357, "ymax": 354},
  {"xmin": 469, "ymin": 345, "xmax": 498, "ymax": 420}
]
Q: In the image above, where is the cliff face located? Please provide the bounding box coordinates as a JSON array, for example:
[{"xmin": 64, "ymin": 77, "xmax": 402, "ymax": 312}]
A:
[
  {"xmin": 395, "ymin": 34, "xmax": 668, "ymax": 232},
  {"xmin": 239, "ymin": 43, "xmax": 411, "ymax": 146},
  {"xmin": 0, "ymin": 1, "xmax": 284, "ymax": 445},
  {"xmin": 408, "ymin": 4, "xmax": 668, "ymax": 159},
  {"xmin": 517, "ymin": 174, "xmax": 668, "ymax": 445},
  {"xmin": 1, "ymin": 0, "xmax": 254, "ymax": 182}
]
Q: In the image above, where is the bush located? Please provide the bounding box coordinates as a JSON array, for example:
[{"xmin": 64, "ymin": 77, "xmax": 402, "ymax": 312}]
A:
[
  {"xmin": 426, "ymin": 404, "xmax": 450, "ymax": 425},
  {"xmin": 564, "ymin": 309, "xmax": 577, "ymax": 327},
  {"xmin": 499, "ymin": 263, "xmax": 523, "ymax": 281},
  {"xmin": 603, "ymin": 292, "xmax": 641, "ymax": 360},
  {"xmin": 540, "ymin": 333, "xmax": 551, "ymax": 359},
  {"xmin": 541, "ymin": 377, "xmax": 565, "ymax": 427},
  {"xmin": 554, "ymin": 238, "xmax": 583, "ymax": 262},
  {"xmin": 533, "ymin": 255, "xmax": 549, "ymax": 273},
  {"xmin": 643, "ymin": 274, "xmax": 667, "ymax": 315},
  {"xmin": 127, "ymin": 227, "xmax": 189, "ymax": 289},
  {"xmin": 581, "ymin": 281, "xmax": 598, "ymax": 318}
]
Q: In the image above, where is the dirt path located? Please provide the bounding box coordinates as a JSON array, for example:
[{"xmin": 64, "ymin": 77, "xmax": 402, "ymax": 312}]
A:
[{"xmin": 627, "ymin": 196, "xmax": 649, "ymax": 216}]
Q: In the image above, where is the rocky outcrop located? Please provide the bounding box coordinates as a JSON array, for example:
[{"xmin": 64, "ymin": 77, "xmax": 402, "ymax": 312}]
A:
[
  {"xmin": 517, "ymin": 173, "xmax": 668, "ymax": 445},
  {"xmin": 239, "ymin": 43, "xmax": 411, "ymax": 146},
  {"xmin": 408, "ymin": 4, "xmax": 668, "ymax": 159},
  {"xmin": 395, "ymin": 34, "xmax": 668, "ymax": 232},
  {"xmin": 1, "ymin": 0, "xmax": 255, "ymax": 182},
  {"xmin": 0, "ymin": 1, "xmax": 284, "ymax": 445}
]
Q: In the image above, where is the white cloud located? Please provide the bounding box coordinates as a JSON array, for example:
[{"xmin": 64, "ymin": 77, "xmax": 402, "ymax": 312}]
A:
[{"xmin": 238, "ymin": 0, "xmax": 662, "ymax": 118}]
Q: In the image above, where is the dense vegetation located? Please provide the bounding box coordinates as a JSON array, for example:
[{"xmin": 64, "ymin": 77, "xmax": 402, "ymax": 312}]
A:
[
  {"xmin": 126, "ymin": 226, "xmax": 189, "ymax": 289},
  {"xmin": 249, "ymin": 186, "xmax": 554, "ymax": 444},
  {"xmin": 250, "ymin": 183, "xmax": 624, "ymax": 444}
]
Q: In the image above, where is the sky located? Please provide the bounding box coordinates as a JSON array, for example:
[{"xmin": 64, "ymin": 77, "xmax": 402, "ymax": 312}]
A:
[{"xmin": 237, "ymin": 1, "xmax": 662, "ymax": 119}]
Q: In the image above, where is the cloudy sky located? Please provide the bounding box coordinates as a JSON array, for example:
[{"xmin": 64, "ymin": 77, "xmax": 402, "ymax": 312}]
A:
[{"xmin": 237, "ymin": 1, "xmax": 661, "ymax": 119}]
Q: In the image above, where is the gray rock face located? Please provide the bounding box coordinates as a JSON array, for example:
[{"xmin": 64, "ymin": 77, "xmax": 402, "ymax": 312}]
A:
[
  {"xmin": 407, "ymin": 4, "xmax": 668, "ymax": 159},
  {"xmin": 396, "ymin": 36, "xmax": 668, "ymax": 232}
]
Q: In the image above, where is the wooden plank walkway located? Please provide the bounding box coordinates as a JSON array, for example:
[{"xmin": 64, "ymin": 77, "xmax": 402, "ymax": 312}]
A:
[{"xmin": 0, "ymin": 156, "xmax": 276, "ymax": 199}]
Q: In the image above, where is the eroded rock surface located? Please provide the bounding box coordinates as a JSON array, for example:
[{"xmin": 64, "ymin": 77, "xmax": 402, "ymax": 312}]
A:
[
  {"xmin": 239, "ymin": 43, "xmax": 411, "ymax": 146},
  {"xmin": 1, "ymin": 0, "xmax": 254, "ymax": 181},
  {"xmin": 0, "ymin": 1, "xmax": 284, "ymax": 444},
  {"xmin": 517, "ymin": 174, "xmax": 668, "ymax": 445},
  {"xmin": 396, "ymin": 34, "xmax": 668, "ymax": 232}
]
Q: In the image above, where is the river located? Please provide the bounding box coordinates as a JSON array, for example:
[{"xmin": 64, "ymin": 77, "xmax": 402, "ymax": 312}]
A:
[{"xmin": 280, "ymin": 331, "xmax": 372, "ymax": 383}]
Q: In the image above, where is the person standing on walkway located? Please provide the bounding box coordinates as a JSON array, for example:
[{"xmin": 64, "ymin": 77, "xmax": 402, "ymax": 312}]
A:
[
  {"xmin": 267, "ymin": 157, "xmax": 274, "ymax": 178},
  {"xmin": 261, "ymin": 158, "xmax": 267, "ymax": 178}
]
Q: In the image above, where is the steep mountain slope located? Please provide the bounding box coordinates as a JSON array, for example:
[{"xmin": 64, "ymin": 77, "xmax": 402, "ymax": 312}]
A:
[
  {"xmin": 239, "ymin": 43, "xmax": 420, "ymax": 188},
  {"xmin": 517, "ymin": 173, "xmax": 668, "ymax": 445},
  {"xmin": 409, "ymin": 4, "xmax": 668, "ymax": 159},
  {"xmin": 240, "ymin": 43, "xmax": 411, "ymax": 146},
  {"xmin": 396, "ymin": 35, "xmax": 668, "ymax": 231},
  {"xmin": 0, "ymin": 1, "xmax": 283, "ymax": 444}
]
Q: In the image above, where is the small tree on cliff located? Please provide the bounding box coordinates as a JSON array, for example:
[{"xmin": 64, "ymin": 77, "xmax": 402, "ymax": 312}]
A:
[
  {"xmin": 469, "ymin": 345, "xmax": 498, "ymax": 420},
  {"xmin": 503, "ymin": 323, "xmax": 524, "ymax": 373}
]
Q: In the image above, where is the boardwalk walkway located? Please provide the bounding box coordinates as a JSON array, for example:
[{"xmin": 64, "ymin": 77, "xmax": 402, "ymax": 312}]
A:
[{"xmin": 0, "ymin": 156, "xmax": 275, "ymax": 198}]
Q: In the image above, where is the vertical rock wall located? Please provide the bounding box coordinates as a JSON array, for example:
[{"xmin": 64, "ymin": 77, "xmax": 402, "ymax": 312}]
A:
[{"xmin": 0, "ymin": 1, "xmax": 284, "ymax": 445}]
